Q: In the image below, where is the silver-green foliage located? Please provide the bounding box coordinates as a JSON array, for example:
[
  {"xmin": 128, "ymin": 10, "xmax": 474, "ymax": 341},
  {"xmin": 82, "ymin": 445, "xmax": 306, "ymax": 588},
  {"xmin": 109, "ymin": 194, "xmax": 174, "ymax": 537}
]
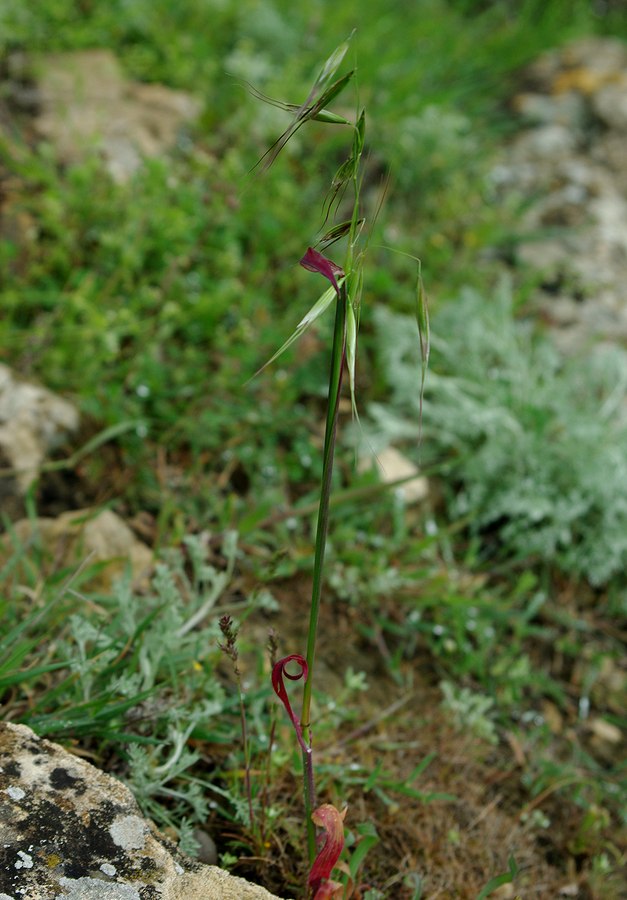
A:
[
  {"xmin": 370, "ymin": 283, "xmax": 627, "ymax": 585},
  {"xmin": 440, "ymin": 680, "xmax": 498, "ymax": 745},
  {"xmin": 25, "ymin": 531, "xmax": 271, "ymax": 838}
]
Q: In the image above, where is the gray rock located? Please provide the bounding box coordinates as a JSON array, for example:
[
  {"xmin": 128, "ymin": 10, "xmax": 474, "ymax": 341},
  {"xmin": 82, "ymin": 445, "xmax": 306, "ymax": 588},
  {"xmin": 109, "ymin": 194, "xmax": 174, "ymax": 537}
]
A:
[
  {"xmin": 524, "ymin": 37, "xmax": 627, "ymax": 91},
  {"xmin": 494, "ymin": 37, "xmax": 627, "ymax": 353},
  {"xmin": 511, "ymin": 123, "xmax": 578, "ymax": 160},
  {"xmin": 513, "ymin": 91, "xmax": 586, "ymax": 130},
  {"xmin": 193, "ymin": 828, "xmax": 219, "ymax": 866},
  {"xmin": 358, "ymin": 446, "xmax": 429, "ymax": 505},
  {"xmin": 3, "ymin": 507, "xmax": 153, "ymax": 592},
  {"xmin": 31, "ymin": 50, "xmax": 201, "ymax": 182},
  {"xmin": 0, "ymin": 365, "xmax": 79, "ymax": 515},
  {"xmin": 0, "ymin": 722, "xmax": 289, "ymax": 900},
  {"xmin": 592, "ymin": 77, "xmax": 627, "ymax": 131}
]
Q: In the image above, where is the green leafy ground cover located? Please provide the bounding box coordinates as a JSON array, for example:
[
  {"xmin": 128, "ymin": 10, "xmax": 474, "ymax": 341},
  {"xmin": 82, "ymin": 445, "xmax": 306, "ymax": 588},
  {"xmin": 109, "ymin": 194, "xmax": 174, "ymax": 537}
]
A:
[{"xmin": 1, "ymin": 1, "xmax": 626, "ymax": 897}]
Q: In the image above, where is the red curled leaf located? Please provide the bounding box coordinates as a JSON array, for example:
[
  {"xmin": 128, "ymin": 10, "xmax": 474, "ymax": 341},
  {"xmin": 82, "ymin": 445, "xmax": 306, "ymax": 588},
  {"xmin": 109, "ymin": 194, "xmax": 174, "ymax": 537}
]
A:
[
  {"xmin": 308, "ymin": 804, "xmax": 347, "ymax": 897},
  {"xmin": 271, "ymin": 654, "xmax": 309, "ymax": 754},
  {"xmin": 300, "ymin": 247, "xmax": 345, "ymax": 298}
]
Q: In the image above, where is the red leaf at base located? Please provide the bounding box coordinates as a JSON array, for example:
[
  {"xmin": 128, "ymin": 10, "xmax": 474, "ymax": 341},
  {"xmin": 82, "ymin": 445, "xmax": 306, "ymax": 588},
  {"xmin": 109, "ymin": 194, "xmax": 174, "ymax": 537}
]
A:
[{"xmin": 308, "ymin": 804, "xmax": 347, "ymax": 898}]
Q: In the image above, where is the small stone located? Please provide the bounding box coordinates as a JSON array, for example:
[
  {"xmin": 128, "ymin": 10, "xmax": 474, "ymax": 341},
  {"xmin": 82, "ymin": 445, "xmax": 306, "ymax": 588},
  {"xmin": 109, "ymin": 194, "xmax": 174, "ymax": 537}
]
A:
[
  {"xmin": 588, "ymin": 718, "xmax": 622, "ymax": 745},
  {"xmin": 513, "ymin": 91, "xmax": 586, "ymax": 129},
  {"xmin": 360, "ymin": 446, "xmax": 429, "ymax": 505},
  {"xmin": 592, "ymin": 79, "xmax": 627, "ymax": 131},
  {"xmin": 0, "ymin": 364, "xmax": 79, "ymax": 507},
  {"xmin": 513, "ymin": 123, "xmax": 577, "ymax": 160},
  {"xmin": 192, "ymin": 829, "xmax": 218, "ymax": 866},
  {"xmin": 490, "ymin": 885, "xmax": 515, "ymax": 899}
]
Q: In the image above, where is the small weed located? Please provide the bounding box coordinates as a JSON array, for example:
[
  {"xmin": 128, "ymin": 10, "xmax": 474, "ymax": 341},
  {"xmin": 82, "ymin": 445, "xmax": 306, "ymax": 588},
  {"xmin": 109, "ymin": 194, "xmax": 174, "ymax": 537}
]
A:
[{"xmin": 440, "ymin": 680, "xmax": 498, "ymax": 745}]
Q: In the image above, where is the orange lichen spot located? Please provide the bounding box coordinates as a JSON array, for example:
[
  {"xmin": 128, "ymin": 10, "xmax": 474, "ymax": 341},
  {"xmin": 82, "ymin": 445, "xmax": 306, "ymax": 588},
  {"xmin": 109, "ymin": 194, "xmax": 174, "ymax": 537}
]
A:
[{"xmin": 551, "ymin": 67, "xmax": 621, "ymax": 96}]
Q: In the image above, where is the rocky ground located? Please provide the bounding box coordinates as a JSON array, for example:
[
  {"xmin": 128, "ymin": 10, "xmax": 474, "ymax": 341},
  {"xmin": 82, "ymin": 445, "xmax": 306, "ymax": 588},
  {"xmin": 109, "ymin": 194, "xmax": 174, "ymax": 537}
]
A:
[{"xmin": 497, "ymin": 37, "xmax": 627, "ymax": 354}]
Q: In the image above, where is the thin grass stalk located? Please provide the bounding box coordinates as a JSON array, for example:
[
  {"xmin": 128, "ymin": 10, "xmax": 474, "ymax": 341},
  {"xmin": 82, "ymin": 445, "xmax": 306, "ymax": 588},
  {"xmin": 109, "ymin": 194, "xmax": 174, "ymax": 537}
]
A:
[
  {"xmin": 300, "ymin": 125, "xmax": 362, "ymax": 864},
  {"xmin": 259, "ymin": 630, "xmax": 279, "ymax": 846},
  {"xmin": 237, "ymin": 681, "xmax": 254, "ymax": 833},
  {"xmin": 300, "ymin": 284, "xmax": 347, "ymax": 862},
  {"xmin": 259, "ymin": 713, "xmax": 277, "ymax": 847},
  {"xmin": 219, "ymin": 615, "xmax": 254, "ymax": 833}
]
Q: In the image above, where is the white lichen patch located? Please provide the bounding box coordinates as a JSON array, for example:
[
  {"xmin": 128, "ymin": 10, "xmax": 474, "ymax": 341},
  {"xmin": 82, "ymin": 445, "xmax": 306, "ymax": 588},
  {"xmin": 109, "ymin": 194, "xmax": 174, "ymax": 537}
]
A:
[
  {"xmin": 4, "ymin": 787, "xmax": 26, "ymax": 801},
  {"xmin": 99, "ymin": 862, "xmax": 116, "ymax": 877},
  {"xmin": 108, "ymin": 815, "xmax": 147, "ymax": 851},
  {"xmin": 55, "ymin": 877, "xmax": 141, "ymax": 899},
  {"xmin": 14, "ymin": 850, "xmax": 33, "ymax": 869}
]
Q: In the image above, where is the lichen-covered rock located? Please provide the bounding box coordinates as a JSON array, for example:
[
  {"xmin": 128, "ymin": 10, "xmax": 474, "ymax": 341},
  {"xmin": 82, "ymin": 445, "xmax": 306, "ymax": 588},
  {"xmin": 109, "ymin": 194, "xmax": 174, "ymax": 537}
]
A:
[{"xmin": 0, "ymin": 723, "xmax": 289, "ymax": 900}]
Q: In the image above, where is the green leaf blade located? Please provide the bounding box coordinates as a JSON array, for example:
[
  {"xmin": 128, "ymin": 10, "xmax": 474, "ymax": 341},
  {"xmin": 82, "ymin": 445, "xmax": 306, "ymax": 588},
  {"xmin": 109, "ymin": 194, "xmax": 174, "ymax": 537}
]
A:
[
  {"xmin": 476, "ymin": 856, "xmax": 519, "ymax": 900},
  {"xmin": 346, "ymin": 300, "xmax": 358, "ymax": 417},
  {"xmin": 248, "ymin": 285, "xmax": 337, "ymax": 381}
]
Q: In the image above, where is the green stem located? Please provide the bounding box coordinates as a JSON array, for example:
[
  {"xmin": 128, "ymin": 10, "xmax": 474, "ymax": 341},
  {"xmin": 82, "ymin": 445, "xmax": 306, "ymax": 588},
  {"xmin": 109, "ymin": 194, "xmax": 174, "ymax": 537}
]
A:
[
  {"xmin": 300, "ymin": 286, "xmax": 347, "ymax": 863},
  {"xmin": 237, "ymin": 681, "xmax": 254, "ymax": 834}
]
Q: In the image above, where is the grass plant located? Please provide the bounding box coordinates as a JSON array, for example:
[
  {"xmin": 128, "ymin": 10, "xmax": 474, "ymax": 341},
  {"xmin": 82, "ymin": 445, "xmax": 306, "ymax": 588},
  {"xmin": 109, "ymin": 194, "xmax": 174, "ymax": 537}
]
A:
[{"xmin": 249, "ymin": 36, "xmax": 427, "ymax": 891}]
